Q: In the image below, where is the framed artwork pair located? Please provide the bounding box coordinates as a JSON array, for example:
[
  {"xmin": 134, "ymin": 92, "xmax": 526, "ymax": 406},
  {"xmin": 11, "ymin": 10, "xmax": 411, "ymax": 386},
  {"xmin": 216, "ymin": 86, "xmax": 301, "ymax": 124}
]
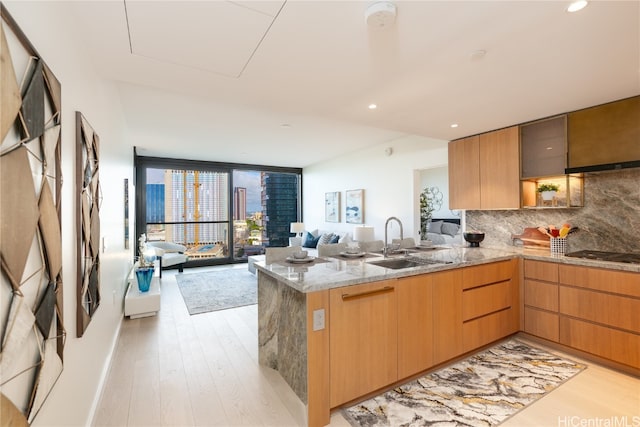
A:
[{"xmin": 325, "ymin": 189, "xmax": 364, "ymax": 224}]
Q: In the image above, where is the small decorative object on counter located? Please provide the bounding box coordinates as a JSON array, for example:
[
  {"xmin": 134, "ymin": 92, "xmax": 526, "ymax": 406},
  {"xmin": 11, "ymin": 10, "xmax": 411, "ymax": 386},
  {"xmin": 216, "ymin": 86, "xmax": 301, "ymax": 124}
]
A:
[
  {"xmin": 463, "ymin": 231, "xmax": 485, "ymax": 247},
  {"xmin": 135, "ymin": 233, "xmax": 154, "ymax": 292},
  {"xmin": 550, "ymin": 237, "xmax": 567, "ymax": 255}
]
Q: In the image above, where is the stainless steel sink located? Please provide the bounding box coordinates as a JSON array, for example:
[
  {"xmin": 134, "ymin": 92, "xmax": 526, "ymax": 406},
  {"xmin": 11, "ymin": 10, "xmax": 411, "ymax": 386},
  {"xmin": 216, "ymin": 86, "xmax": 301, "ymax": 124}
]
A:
[{"xmin": 368, "ymin": 257, "xmax": 449, "ymax": 270}]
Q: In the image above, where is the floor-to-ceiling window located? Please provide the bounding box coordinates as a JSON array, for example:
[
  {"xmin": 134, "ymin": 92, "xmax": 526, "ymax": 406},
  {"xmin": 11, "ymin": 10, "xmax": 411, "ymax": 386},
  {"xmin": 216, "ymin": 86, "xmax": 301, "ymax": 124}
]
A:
[{"xmin": 135, "ymin": 153, "xmax": 302, "ymax": 267}]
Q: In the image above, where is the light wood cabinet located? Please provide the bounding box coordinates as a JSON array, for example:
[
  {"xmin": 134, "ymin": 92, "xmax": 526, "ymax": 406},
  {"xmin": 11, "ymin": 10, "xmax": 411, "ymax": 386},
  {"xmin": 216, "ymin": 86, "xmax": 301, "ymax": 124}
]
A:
[
  {"xmin": 479, "ymin": 127, "xmax": 521, "ymax": 209},
  {"xmin": 523, "ymin": 260, "xmax": 560, "ymax": 342},
  {"xmin": 329, "ymin": 280, "xmax": 398, "ymax": 407},
  {"xmin": 397, "ymin": 275, "xmax": 433, "ymax": 379},
  {"xmin": 448, "ymin": 135, "xmax": 481, "ymax": 209},
  {"xmin": 449, "ymin": 127, "xmax": 520, "ymax": 210},
  {"xmin": 432, "ymin": 269, "xmax": 463, "ymax": 364},
  {"xmin": 557, "ymin": 264, "xmax": 640, "ymax": 369},
  {"xmin": 461, "ymin": 260, "xmax": 519, "ymax": 352}
]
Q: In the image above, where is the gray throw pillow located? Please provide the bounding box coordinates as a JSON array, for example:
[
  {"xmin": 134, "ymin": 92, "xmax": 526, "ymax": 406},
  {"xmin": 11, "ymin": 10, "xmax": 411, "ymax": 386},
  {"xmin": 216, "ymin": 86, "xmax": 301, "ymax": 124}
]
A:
[
  {"xmin": 428, "ymin": 221, "xmax": 444, "ymax": 234},
  {"xmin": 441, "ymin": 222, "xmax": 460, "ymax": 237},
  {"xmin": 318, "ymin": 233, "xmax": 335, "ymax": 245}
]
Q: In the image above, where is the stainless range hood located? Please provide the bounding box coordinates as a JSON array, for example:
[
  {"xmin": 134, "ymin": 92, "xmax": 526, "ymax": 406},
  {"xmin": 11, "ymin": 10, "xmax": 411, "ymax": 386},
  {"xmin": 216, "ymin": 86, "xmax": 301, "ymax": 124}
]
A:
[{"xmin": 565, "ymin": 95, "xmax": 640, "ymax": 173}]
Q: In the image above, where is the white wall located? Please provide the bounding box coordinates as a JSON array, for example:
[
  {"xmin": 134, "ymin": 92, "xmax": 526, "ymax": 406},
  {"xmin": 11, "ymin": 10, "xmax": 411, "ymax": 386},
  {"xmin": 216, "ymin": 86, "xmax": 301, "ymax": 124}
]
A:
[
  {"xmin": 419, "ymin": 166, "xmax": 459, "ymax": 219},
  {"xmin": 4, "ymin": 3, "xmax": 131, "ymax": 425},
  {"xmin": 303, "ymin": 135, "xmax": 448, "ymax": 243}
]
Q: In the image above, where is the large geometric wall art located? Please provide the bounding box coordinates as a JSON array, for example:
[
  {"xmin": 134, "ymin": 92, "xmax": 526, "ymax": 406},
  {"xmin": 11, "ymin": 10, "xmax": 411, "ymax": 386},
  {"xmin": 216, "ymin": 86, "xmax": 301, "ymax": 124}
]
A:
[
  {"xmin": 1, "ymin": 4, "xmax": 65, "ymax": 425},
  {"xmin": 76, "ymin": 112, "xmax": 101, "ymax": 337}
]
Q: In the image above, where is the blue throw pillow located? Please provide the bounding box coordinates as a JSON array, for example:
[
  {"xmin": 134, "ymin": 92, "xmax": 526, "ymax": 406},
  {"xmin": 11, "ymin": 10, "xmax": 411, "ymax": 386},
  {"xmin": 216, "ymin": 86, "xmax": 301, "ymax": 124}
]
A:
[
  {"xmin": 329, "ymin": 234, "xmax": 340, "ymax": 244},
  {"xmin": 303, "ymin": 232, "xmax": 321, "ymax": 248}
]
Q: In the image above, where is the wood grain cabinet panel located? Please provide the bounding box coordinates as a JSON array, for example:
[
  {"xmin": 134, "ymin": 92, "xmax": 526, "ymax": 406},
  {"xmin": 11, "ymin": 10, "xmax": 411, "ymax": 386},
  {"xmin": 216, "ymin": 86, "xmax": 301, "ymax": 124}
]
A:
[
  {"xmin": 329, "ymin": 280, "xmax": 398, "ymax": 407},
  {"xmin": 432, "ymin": 269, "xmax": 463, "ymax": 365},
  {"xmin": 524, "ymin": 307, "xmax": 559, "ymax": 341},
  {"xmin": 560, "ymin": 317, "xmax": 640, "ymax": 369},
  {"xmin": 397, "ymin": 275, "xmax": 433, "ymax": 379},
  {"xmin": 524, "ymin": 279, "xmax": 558, "ymax": 311},
  {"xmin": 524, "ymin": 260, "xmax": 559, "ymax": 283},
  {"xmin": 463, "ymin": 309, "xmax": 518, "ymax": 353},
  {"xmin": 462, "ymin": 280, "xmax": 512, "ymax": 321},
  {"xmin": 448, "ymin": 136, "xmax": 481, "ymax": 210},
  {"xmin": 559, "ymin": 286, "xmax": 640, "ymax": 333},
  {"xmin": 479, "ymin": 126, "xmax": 521, "ymax": 209},
  {"xmin": 558, "ymin": 265, "xmax": 640, "ymax": 297},
  {"xmin": 462, "ymin": 260, "xmax": 514, "ymax": 290}
]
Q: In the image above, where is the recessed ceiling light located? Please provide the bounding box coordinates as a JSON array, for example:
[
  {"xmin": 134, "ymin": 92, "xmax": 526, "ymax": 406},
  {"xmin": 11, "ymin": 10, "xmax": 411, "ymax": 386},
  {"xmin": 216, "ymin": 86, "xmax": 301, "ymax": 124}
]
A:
[
  {"xmin": 280, "ymin": 123, "xmax": 292, "ymax": 128},
  {"xmin": 450, "ymin": 123, "xmax": 459, "ymax": 128},
  {"xmin": 567, "ymin": 0, "xmax": 588, "ymax": 12},
  {"xmin": 470, "ymin": 50, "xmax": 486, "ymax": 61},
  {"xmin": 368, "ymin": 103, "xmax": 377, "ymax": 110}
]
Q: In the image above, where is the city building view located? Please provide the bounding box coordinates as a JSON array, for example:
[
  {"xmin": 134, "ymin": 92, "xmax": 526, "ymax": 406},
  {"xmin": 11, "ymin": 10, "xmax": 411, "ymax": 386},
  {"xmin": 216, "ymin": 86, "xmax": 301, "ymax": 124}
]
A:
[{"xmin": 145, "ymin": 168, "xmax": 299, "ymax": 262}]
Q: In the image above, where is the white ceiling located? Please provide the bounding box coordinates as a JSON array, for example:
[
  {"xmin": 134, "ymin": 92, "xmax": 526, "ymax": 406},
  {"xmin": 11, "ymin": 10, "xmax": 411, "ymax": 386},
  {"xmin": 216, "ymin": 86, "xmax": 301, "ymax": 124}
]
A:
[{"xmin": 65, "ymin": 0, "xmax": 640, "ymax": 168}]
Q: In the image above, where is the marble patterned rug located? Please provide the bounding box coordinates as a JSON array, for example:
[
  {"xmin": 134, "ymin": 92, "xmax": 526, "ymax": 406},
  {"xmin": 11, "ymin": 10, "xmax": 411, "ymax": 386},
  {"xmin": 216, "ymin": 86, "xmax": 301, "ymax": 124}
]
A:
[
  {"xmin": 343, "ymin": 339, "xmax": 586, "ymax": 426},
  {"xmin": 175, "ymin": 268, "xmax": 257, "ymax": 315}
]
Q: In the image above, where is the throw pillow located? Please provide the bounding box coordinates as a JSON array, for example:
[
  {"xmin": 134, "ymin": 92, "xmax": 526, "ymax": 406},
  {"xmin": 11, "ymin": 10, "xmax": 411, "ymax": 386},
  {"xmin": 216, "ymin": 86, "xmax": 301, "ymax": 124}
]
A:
[
  {"xmin": 329, "ymin": 234, "xmax": 340, "ymax": 244},
  {"xmin": 303, "ymin": 232, "xmax": 321, "ymax": 248},
  {"xmin": 318, "ymin": 232, "xmax": 334, "ymax": 245},
  {"xmin": 338, "ymin": 232, "xmax": 352, "ymax": 244},
  {"xmin": 428, "ymin": 220, "xmax": 444, "ymax": 234},
  {"xmin": 441, "ymin": 222, "xmax": 460, "ymax": 237}
]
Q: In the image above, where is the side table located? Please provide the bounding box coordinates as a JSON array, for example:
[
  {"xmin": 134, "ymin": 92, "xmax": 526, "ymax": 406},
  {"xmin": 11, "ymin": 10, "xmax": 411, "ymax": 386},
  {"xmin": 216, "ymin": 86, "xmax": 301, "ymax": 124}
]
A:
[{"xmin": 124, "ymin": 265, "xmax": 161, "ymax": 319}]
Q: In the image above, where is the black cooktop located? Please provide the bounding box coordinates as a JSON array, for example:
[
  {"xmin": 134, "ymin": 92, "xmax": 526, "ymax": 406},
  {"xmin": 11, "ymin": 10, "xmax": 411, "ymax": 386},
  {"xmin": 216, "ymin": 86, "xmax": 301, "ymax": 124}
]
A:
[{"xmin": 565, "ymin": 250, "xmax": 640, "ymax": 264}]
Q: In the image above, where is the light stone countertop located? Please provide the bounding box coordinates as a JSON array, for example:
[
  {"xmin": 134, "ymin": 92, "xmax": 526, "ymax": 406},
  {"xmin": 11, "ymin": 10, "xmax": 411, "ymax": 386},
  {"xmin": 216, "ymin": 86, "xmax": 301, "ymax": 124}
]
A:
[{"xmin": 254, "ymin": 244, "xmax": 640, "ymax": 294}]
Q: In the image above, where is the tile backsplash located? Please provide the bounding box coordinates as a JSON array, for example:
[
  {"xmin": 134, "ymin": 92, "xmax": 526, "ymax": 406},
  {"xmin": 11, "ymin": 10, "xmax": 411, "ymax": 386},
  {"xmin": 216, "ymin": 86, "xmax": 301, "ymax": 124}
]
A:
[{"xmin": 466, "ymin": 168, "xmax": 640, "ymax": 253}]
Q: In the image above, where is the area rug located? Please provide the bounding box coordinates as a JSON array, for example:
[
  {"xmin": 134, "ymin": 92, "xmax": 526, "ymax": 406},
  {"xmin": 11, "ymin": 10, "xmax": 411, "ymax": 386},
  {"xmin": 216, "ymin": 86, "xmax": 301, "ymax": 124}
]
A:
[
  {"xmin": 343, "ymin": 339, "xmax": 586, "ymax": 426},
  {"xmin": 175, "ymin": 268, "xmax": 257, "ymax": 315}
]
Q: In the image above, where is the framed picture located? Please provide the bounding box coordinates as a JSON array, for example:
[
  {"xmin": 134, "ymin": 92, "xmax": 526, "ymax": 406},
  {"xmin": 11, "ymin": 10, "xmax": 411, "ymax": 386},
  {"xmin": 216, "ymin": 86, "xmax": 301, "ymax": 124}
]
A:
[
  {"xmin": 345, "ymin": 189, "xmax": 364, "ymax": 224},
  {"xmin": 325, "ymin": 191, "xmax": 340, "ymax": 222}
]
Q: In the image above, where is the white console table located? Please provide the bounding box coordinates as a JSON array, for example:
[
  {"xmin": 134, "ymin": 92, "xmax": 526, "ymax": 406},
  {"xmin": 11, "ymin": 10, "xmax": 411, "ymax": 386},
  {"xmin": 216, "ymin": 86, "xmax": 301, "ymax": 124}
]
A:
[{"xmin": 125, "ymin": 265, "xmax": 161, "ymax": 319}]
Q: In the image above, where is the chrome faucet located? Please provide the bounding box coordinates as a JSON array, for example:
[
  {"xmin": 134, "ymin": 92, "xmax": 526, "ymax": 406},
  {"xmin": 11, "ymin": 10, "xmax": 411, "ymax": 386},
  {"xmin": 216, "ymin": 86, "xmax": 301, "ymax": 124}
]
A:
[{"xmin": 384, "ymin": 216, "xmax": 404, "ymax": 257}]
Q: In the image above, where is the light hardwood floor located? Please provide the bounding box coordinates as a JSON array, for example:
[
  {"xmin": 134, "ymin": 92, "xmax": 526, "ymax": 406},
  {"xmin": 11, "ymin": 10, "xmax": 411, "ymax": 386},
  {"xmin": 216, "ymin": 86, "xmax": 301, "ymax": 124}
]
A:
[{"xmin": 94, "ymin": 266, "xmax": 639, "ymax": 427}]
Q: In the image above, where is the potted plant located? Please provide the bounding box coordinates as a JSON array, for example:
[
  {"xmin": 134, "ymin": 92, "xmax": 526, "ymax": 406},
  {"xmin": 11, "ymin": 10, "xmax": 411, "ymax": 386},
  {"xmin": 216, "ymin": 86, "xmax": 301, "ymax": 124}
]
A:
[
  {"xmin": 419, "ymin": 186, "xmax": 443, "ymax": 240},
  {"xmin": 537, "ymin": 183, "xmax": 560, "ymax": 201}
]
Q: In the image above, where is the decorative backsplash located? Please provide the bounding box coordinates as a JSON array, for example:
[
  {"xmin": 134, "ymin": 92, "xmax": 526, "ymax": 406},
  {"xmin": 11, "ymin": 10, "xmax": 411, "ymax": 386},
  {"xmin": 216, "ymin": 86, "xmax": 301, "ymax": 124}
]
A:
[{"xmin": 466, "ymin": 168, "xmax": 640, "ymax": 253}]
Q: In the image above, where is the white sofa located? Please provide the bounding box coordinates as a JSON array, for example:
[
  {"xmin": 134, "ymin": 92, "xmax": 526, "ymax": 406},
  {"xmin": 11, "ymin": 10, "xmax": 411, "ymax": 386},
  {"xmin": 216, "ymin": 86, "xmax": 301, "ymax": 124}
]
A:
[{"xmin": 146, "ymin": 241, "xmax": 188, "ymax": 277}]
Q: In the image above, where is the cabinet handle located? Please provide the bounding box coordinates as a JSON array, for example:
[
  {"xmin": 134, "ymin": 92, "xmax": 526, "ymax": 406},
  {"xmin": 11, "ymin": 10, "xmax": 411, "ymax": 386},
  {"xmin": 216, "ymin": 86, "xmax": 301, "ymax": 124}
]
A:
[{"xmin": 342, "ymin": 286, "xmax": 394, "ymax": 300}]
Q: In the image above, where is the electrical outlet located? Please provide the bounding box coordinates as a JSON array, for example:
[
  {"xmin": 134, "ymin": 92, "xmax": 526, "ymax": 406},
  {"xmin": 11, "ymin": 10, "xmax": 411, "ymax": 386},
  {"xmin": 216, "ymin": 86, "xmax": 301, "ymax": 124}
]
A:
[{"xmin": 313, "ymin": 309, "xmax": 325, "ymax": 331}]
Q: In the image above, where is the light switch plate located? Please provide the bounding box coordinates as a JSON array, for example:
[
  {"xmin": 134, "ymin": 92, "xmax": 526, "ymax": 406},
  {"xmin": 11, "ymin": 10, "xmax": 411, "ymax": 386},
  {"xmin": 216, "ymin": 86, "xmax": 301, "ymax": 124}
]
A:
[{"xmin": 313, "ymin": 309, "xmax": 325, "ymax": 331}]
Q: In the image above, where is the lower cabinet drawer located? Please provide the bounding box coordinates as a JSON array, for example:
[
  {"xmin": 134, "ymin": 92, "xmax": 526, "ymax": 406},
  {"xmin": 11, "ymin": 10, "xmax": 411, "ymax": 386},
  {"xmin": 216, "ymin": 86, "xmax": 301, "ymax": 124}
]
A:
[
  {"xmin": 524, "ymin": 306, "xmax": 559, "ymax": 342},
  {"xmin": 559, "ymin": 317, "xmax": 640, "ymax": 369},
  {"xmin": 462, "ymin": 280, "xmax": 512, "ymax": 321},
  {"xmin": 463, "ymin": 308, "xmax": 518, "ymax": 352}
]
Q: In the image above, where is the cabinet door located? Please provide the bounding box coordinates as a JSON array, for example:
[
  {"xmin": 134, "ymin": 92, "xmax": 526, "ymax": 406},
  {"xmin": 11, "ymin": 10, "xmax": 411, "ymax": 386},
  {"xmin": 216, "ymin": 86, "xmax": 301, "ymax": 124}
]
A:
[
  {"xmin": 432, "ymin": 269, "xmax": 463, "ymax": 365},
  {"xmin": 329, "ymin": 280, "xmax": 397, "ymax": 407},
  {"xmin": 479, "ymin": 126, "xmax": 521, "ymax": 209},
  {"xmin": 520, "ymin": 115, "xmax": 567, "ymax": 178},
  {"xmin": 397, "ymin": 274, "xmax": 433, "ymax": 379},
  {"xmin": 568, "ymin": 95, "xmax": 640, "ymax": 169},
  {"xmin": 448, "ymin": 135, "xmax": 480, "ymax": 210}
]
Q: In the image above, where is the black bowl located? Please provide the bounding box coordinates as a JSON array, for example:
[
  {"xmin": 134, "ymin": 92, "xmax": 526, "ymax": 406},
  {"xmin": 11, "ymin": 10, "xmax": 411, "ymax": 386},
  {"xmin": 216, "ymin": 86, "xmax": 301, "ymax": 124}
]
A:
[{"xmin": 463, "ymin": 232, "xmax": 485, "ymax": 247}]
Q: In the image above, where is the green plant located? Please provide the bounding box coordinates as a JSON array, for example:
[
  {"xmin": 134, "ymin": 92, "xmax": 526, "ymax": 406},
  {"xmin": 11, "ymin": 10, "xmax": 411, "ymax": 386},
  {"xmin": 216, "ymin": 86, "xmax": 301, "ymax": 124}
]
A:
[
  {"xmin": 419, "ymin": 186, "xmax": 443, "ymax": 239},
  {"xmin": 537, "ymin": 183, "xmax": 559, "ymax": 193}
]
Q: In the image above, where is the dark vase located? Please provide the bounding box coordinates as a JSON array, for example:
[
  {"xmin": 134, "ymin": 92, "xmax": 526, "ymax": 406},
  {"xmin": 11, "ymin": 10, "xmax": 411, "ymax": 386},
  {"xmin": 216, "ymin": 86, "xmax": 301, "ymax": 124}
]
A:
[{"xmin": 135, "ymin": 267, "xmax": 154, "ymax": 292}]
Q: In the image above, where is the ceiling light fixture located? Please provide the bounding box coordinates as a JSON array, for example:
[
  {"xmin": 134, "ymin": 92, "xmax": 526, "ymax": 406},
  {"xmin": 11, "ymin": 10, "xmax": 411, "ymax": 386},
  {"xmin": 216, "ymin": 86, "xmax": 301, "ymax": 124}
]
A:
[
  {"xmin": 365, "ymin": 1, "xmax": 397, "ymax": 28},
  {"xmin": 450, "ymin": 123, "xmax": 459, "ymax": 128},
  {"xmin": 368, "ymin": 103, "xmax": 377, "ymax": 110},
  {"xmin": 567, "ymin": 0, "xmax": 588, "ymax": 12}
]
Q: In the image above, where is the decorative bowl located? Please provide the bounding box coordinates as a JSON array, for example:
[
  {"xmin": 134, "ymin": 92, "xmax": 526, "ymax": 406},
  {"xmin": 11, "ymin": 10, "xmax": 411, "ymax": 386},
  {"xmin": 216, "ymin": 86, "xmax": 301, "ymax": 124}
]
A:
[
  {"xmin": 293, "ymin": 250, "xmax": 308, "ymax": 259},
  {"xmin": 463, "ymin": 232, "xmax": 485, "ymax": 247}
]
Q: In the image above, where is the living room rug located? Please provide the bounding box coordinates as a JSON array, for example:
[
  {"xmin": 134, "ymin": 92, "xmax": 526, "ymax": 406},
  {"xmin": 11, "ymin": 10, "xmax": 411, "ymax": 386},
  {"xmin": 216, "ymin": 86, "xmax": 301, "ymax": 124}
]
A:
[
  {"xmin": 343, "ymin": 339, "xmax": 586, "ymax": 427},
  {"xmin": 175, "ymin": 268, "xmax": 257, "ymax": 315}
]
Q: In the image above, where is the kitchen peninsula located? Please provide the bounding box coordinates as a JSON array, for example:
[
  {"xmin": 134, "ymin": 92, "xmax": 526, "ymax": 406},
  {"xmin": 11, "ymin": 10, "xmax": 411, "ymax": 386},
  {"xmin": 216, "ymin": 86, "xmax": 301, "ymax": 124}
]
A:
[{"xmin": 254, "ymin": 247, "xmax": 640, "ymax": 427}]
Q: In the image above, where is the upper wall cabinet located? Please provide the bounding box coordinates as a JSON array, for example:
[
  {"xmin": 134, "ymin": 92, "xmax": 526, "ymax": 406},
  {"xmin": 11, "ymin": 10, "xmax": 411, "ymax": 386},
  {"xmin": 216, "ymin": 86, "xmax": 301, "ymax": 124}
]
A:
[
  {"xmin": 449, "ymin": 126, "xmax": 520, "ymax": 210},
  {"xmin": 520, "ymin": 115, "xmax": 567, "ymax": 179},
  {"xmin": 567, "ymin": 95, "xmax": 640, "ymax": 173}
]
